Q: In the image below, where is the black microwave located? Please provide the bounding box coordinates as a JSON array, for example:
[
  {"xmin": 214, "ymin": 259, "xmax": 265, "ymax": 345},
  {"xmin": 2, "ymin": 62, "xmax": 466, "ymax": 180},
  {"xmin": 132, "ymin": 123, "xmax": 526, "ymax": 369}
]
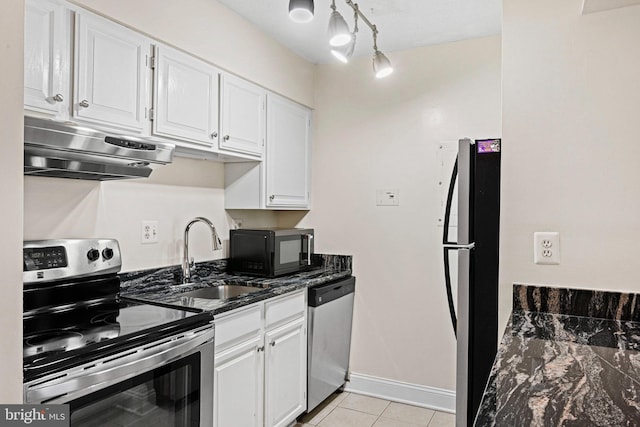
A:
[{"xmin": 229, "ymin": 228, "xmax": 314, "ymax": 277}]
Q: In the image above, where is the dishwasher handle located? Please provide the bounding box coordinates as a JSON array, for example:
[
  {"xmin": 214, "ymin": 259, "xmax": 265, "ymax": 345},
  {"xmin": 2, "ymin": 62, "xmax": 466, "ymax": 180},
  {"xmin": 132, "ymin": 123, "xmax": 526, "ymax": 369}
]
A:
[{"xmin": 308, "ymin": 276, "xmax": 355, "ymax": 307}]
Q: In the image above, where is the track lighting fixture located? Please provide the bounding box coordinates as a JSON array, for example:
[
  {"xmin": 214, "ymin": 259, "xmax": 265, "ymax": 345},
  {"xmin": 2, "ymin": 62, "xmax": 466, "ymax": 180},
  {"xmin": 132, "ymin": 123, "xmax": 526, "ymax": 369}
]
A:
[
  {"xmin": 288, "ymin": 0, "xmax": 393, "ymax": 78},
  {"xmin": 288, "ymin": 0, "xmax": 315, "ymax": 23}
]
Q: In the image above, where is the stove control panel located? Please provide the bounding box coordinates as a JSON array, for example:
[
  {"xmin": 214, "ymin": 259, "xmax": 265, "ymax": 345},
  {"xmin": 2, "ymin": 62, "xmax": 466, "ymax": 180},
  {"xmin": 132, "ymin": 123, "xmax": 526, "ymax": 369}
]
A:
[{"xmin": 24, "ymin": 239, "xmax": 122, "ymax": 284}]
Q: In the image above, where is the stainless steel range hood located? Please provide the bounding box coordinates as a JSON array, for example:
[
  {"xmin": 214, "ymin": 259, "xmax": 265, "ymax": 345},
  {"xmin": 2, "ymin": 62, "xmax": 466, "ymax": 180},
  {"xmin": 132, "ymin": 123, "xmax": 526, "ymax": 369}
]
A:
[{"xmin": 24, "ymin": 116, "xmax": 175, "ymax": 180}]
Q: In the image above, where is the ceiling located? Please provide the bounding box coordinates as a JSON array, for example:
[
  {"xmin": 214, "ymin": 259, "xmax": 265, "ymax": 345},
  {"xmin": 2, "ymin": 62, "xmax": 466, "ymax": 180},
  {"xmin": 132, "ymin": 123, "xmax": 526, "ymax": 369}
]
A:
[{"xmin": 216, "ymin": 0, "xmax": 502, "ymax": 64}]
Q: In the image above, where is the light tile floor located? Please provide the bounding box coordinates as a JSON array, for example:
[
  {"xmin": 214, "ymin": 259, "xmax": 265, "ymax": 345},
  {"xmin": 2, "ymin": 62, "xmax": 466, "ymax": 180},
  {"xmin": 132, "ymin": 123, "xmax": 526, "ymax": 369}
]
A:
[{"xmin": 296, "ymin": 392, "xmax": 455, "ymax": 427}]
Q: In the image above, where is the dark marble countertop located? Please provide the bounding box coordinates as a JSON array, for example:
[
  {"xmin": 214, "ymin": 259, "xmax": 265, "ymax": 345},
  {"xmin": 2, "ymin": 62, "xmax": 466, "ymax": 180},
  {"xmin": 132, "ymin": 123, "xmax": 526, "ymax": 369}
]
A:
[
  {"xmin": 475, "ymin": 285, "xmax": 640, "ymax": 426},
  {"xmin": 119, "ymin": 255, "xmax": 352, "ymax": 316}
]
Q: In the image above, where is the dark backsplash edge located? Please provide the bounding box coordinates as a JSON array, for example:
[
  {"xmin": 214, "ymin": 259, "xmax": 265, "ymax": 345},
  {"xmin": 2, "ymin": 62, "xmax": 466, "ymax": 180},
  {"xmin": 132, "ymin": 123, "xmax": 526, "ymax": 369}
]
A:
[
  {"xmin": 513, "ymin": 284, "xmax": 640, "ymax": 322},
  {"xmin": 119, "ymin": 254, "xmax": 352, "ymax": 290}
]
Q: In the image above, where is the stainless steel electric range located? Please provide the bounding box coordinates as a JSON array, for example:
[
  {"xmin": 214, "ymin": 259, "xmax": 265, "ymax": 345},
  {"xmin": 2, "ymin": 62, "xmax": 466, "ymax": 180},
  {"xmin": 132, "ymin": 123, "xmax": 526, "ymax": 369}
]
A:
[{"xmin": 23, "ymin": 239, "xmax": 214, "ymax": 427}]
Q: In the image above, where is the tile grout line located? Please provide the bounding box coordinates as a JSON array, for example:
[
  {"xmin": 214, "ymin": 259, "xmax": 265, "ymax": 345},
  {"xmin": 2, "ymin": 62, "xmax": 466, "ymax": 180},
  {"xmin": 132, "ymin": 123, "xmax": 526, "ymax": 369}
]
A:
[
  {"xmin": 370, "ymin": 400, "xmax": 391, "ymax": 426},
  {"xmin": 425, "ymin": 409, "xmax": 436, "ymax": 427}
]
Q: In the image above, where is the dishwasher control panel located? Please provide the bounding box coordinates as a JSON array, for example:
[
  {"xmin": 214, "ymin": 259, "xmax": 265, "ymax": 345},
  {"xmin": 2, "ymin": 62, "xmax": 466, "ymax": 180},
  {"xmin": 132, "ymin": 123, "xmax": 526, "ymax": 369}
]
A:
[{"xmin": 308, "ymin": 276, "xmax": 356, "ymax": 307}]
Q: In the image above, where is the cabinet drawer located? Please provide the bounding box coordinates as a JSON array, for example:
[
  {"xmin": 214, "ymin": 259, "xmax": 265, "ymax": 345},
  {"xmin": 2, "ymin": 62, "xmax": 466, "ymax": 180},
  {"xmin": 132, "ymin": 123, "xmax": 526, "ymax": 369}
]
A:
[
  {"xmin": 215, "ymin": 304, "xmax": 262, "ymax": 349},
  {"xmin": 265, "ymin": 290, "xmax": 306, "ymax": 329}
]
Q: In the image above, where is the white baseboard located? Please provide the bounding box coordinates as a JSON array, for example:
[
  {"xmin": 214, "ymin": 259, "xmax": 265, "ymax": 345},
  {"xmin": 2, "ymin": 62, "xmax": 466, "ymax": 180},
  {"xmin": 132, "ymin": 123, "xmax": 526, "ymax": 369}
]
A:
[{"xmin": 344, "ymin": 372, "xmax": 456, "ymax": 414}]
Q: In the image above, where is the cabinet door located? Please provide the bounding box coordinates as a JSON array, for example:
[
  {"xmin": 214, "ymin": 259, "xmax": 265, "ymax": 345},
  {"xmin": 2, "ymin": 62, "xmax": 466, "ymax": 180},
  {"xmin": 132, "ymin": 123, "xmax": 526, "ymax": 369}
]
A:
[
  {"xmin": 153, "ymin": 45, "xmax": 219, "ymax": 147},
  {"xmin": 266, "ymin": 94, "xmax": 311, "ymax": 208},
  {"xmin": 220, "ymin": 74, "xmax": 265, "ymax": 157},
  {"xmin": 214, "ymin": 336, "xmax": 264, "ymax": 427},
  {"xmin": 24, "ymin": 0, "xmax": 70, "ymax": 117},
  {"xmin": 264, "ymin": 317, "xmax": 307, "ymax": 427},
  {"xmin": 74, "ymin": 12, "xmax": 150, "ymax": 132}
]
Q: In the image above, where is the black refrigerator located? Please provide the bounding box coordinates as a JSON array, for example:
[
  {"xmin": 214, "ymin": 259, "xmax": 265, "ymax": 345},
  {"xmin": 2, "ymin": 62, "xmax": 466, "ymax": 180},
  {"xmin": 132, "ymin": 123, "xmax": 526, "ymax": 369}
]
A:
[{"xmin": 442, "ymin": 138, "xmax": 501, "ymax": 427}]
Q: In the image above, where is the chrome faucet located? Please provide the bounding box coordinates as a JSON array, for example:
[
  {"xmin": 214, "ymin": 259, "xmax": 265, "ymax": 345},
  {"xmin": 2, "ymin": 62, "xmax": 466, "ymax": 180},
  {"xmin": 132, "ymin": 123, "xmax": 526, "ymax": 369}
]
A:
[{"xmin": 182, "ymin": 217, "xmax": 222, "ymax": 283}]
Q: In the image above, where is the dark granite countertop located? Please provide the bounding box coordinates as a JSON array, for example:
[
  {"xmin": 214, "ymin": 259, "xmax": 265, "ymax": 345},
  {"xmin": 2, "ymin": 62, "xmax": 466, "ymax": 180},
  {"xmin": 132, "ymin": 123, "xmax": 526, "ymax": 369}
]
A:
[
  {"xmin": 475, "ymin": 285, "xmax": 640, "ymax": 426},
  {"xmin": 119, "ymin": 255, "xmax": 352, "ymax": 316}
]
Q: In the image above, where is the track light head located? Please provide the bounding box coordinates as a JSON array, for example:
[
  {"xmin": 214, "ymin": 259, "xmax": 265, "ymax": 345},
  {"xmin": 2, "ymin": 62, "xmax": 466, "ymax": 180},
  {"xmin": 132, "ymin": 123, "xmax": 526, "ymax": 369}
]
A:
[
  {"xmin": 331, "ymin": 36, "xmax": 356, "ymax": 63},
  {"xmin": 289, "ymin": 0, "xmax": 314, "ymax": 23},
  {"xmin": 373, "ymin": 50, "xmax": 393, "ymax": 78},
  {"xmin": 328, "ymin": 10, "xmax": 352, "ymax": 46}
]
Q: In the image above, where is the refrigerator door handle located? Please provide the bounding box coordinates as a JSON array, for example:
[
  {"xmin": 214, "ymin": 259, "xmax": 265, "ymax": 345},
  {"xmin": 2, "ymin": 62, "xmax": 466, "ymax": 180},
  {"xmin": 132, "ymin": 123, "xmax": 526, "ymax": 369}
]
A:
[{"xmin": 443, "ymin": 243, "xmax": 475, "ymax": 250}]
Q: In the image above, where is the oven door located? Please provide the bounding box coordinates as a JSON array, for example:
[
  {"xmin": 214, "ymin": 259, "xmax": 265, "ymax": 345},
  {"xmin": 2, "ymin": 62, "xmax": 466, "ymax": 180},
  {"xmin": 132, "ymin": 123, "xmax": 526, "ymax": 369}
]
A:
[{"xmin": 24, "ymin": 324, "xmax": 214, "ymax": 427}]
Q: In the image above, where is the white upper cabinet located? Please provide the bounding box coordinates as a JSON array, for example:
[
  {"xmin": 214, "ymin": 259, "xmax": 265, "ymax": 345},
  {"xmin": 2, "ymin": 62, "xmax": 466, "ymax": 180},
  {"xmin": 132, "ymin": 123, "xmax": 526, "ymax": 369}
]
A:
[
  {"xmin": 24, "ymin": 0, "xmax": 70, "ymax": 118},
  {"xmin": 73, "ymin": 12, "xmax": 151, "ymax": 133},
  {"xmin": 220, "ymin": 74, "xmax": 265, "ymax": 158},
  {"xmin": 153, "ymin": 45, "xmax": 220, "ymax": 148},
  {"xmin": 265, "ymin": 94, "xmax": 311, "ymax": 208},
  {"xmin": 225, "ymin": 95, "xmax": 312, "ymax": 210},
  {"xmin": 23, "ymin": 2, "xmax": 311, "ymax": 170}
]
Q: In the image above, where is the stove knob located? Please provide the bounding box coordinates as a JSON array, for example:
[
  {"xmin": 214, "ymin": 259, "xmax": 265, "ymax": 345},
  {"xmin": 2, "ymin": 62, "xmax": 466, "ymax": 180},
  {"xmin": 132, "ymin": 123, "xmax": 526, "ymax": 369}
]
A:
[
  {"xmin": 87, "ymin": 249, "xmax": 100, "ymax": 262},
  {"xmin": 102, "ymin": 247, "xmax": 114, "ymax": 260}
]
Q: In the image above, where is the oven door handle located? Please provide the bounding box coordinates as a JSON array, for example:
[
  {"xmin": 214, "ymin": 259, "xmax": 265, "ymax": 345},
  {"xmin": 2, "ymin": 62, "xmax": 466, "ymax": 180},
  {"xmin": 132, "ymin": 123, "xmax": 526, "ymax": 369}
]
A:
[{"xmin": 25, "ymin": 325, "xmax": 214, "ymax": 404}]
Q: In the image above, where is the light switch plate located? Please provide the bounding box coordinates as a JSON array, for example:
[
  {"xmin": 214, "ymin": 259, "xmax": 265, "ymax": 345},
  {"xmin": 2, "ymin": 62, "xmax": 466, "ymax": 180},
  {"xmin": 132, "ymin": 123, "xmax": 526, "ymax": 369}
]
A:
[{"xmin": 376, "ymin": 189, "xmax": 399, "ymax": 206}]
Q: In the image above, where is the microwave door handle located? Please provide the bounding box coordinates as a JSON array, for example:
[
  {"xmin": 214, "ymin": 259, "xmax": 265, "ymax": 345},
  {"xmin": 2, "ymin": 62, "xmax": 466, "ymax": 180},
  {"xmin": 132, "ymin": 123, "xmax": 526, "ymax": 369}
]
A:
[{"xmin": 304, "ymin": 234, "xmax": 314, "ymax": 265}]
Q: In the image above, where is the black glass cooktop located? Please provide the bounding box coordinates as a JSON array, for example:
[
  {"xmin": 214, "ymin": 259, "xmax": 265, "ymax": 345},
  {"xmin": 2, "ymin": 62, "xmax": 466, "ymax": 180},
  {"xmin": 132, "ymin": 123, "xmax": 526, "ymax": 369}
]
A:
[{"xmin": 23, "ymin": 276, "xmax": 211, "ymax": 382}]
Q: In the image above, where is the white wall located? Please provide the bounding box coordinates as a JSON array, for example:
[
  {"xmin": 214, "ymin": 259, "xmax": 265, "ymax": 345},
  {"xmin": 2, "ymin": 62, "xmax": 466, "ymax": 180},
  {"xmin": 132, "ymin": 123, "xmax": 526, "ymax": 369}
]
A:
[
  {"xmin": 24, "ymin": 159, "xmax": 279, "ymax": 271},
  {"xmin": 70, "ymin": 0, "xmax": 315, "ymax": 107},
  {"xmin": 295, "ymin": 36, "xmax": 502, "ymax": 393},
  {"xmin": 500, "ymin": 1, "xmax": 640, "ymax": 329},
  {"xmin": 0, "ymin": 0, "xmax": 24, "ymax": 403}
]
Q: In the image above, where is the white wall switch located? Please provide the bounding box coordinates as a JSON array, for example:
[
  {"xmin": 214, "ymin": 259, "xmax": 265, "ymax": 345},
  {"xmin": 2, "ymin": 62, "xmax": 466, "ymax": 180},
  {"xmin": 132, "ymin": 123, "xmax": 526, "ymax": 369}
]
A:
[
  {"xmin": 141, "ymin": 220, "xmax": 159, "ymax": 244},
  {"xmin": 376, "ymin": 189, "xmax": 400, "ymax": 206},
  {"xmin": 534, "ymin": 232, "xmax": 560, "ymax": 265}
]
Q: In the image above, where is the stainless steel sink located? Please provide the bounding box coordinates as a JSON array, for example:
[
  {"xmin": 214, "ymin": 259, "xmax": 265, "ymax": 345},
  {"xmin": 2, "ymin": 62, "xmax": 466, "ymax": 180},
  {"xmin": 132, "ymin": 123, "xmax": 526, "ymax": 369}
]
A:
[{"xmin": 179, "ymin": 285, "xmax": 264, "ymax": 300}]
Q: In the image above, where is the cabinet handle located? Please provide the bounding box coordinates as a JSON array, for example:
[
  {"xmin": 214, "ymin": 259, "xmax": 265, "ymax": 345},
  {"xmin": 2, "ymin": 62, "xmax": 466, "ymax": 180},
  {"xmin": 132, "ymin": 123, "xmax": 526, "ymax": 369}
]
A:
[
  {"xmin": 257, "ymin": 346, "xmax": 265, "ymax": 352},
  {"xmin": 270, "ymin": 341, "xmax": 276, "ymax": 347},
  {"xmin": 269, "ymin": 195, "xmax": 275, "ymax": 201},
  {"xmin": 52, "ymin": 94, "xmax": 64, "ymax": 103},
  {"xmin": 223, "ymin": 135, "xmax": 230, "ymax": 141},
  {"xmin": 211, "ymin": 131, "xmax": 218, "ymax": 139},
  {"xmin": 79, "ymin": 100, "xmax": 90, "ymax": 108}
]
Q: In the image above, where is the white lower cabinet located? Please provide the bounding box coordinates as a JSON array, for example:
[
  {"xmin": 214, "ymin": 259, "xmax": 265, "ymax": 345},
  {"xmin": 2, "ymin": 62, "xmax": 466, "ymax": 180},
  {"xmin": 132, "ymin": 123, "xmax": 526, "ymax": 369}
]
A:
[
  {"xmin": 213, "ymin": 290, "xmax": 307, "ymax": 427},
  {"xmin": 264, "ymin": 317, "xmax": 307, "ymax": 427},
  {"xmin": 214, "ymin": 335, "xmax": 264, "ymax": 427}
]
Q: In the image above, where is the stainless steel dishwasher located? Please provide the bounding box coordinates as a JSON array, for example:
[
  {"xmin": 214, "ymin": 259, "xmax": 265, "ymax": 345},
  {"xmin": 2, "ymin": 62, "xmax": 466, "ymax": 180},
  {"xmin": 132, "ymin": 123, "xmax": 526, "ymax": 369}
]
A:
[{"xmin": 307, "ymin": 276, "xmax": 356, "ymax": 412}]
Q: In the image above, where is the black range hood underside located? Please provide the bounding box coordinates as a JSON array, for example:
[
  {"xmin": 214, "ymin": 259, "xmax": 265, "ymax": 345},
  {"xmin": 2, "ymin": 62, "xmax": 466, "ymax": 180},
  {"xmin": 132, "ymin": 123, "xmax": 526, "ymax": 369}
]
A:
[{"xmin": 24, "ymin": 153, "xmax": 152, "ymax": 181}]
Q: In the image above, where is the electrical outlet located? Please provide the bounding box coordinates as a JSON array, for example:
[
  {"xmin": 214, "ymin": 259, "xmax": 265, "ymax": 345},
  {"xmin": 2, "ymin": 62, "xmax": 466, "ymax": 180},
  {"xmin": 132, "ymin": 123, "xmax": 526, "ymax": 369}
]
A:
[
  {"xmin": 534, "ymin": 232, "xmax": 560, "ymax": 265},
  {"xmin": 141, "ymin": 221, "xmax": 159, "ymax": 244}
]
